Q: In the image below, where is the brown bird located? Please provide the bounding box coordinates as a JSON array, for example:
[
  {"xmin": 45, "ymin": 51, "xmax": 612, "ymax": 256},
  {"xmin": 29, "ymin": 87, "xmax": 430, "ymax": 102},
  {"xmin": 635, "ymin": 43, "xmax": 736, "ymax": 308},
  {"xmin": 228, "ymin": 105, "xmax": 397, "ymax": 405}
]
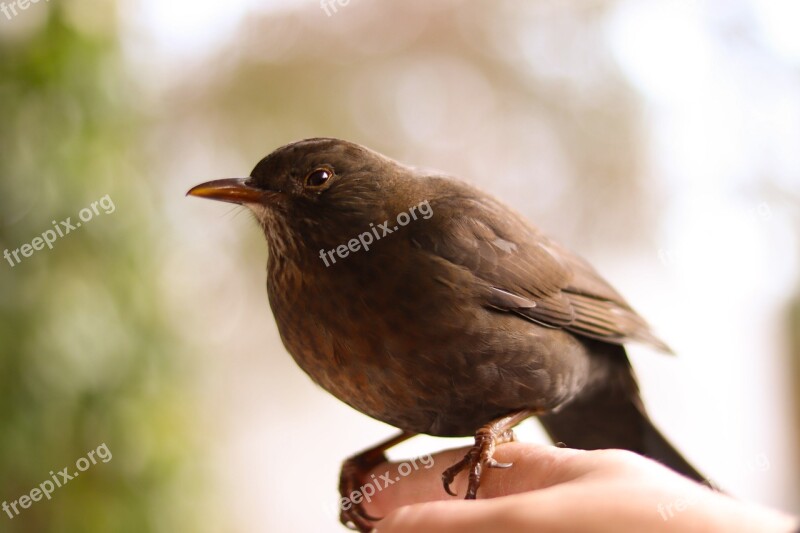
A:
[{"xmin": 188, "ymin": 138, "xmax": 705, "ymax": 532}]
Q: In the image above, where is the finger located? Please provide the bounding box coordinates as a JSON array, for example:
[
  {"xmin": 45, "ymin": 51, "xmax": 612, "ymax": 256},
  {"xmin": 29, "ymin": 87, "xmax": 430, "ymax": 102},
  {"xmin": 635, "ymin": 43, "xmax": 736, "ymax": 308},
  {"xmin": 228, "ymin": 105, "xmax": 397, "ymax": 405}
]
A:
[
  {"xmin": 362, "ymin": 441, "xmax": 587, "ymax": 518},
  {"xmin": 373, "ymin": 477, "xmax": 672, "ymax": 533},
  {"xmin": 373, "ymin": 498, "xmax": 511, "ymax": 533},
  {"xmin": 373, "ymin": 490, "xmax": 569, "ymax": 533}
]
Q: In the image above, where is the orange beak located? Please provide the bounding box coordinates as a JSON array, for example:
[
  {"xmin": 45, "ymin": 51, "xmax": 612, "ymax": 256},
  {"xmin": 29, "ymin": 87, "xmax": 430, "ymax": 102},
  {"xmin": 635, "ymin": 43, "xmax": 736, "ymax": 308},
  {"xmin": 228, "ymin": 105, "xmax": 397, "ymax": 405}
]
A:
[{"xmin": 186, "ymin": 178, "xmax": 265, "ymax": 204}]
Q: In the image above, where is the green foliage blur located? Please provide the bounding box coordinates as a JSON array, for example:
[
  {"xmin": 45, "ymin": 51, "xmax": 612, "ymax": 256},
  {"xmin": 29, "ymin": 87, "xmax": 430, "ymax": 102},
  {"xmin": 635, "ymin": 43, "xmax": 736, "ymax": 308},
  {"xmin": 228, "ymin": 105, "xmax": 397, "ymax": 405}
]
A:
[{"xmin": 0, "ymin": 5, "xmax": 203, "ymax": 533}]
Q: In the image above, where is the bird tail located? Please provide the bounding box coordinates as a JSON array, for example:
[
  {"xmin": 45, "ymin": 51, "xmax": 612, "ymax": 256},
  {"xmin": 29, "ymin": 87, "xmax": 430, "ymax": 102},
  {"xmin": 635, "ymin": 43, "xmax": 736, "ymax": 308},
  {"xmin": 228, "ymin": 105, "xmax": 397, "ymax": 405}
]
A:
[{"xmin": 537, "ymin": 355, "xmax": 708, "ymax": 485}]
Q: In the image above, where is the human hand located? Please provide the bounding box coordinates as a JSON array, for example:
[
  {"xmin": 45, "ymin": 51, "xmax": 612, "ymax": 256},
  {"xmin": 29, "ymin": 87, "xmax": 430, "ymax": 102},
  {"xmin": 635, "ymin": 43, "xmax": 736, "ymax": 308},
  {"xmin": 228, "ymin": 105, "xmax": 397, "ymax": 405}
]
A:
[{"xmin": 359, "ymin": 442, "xmax": 797, "ymax": 533}]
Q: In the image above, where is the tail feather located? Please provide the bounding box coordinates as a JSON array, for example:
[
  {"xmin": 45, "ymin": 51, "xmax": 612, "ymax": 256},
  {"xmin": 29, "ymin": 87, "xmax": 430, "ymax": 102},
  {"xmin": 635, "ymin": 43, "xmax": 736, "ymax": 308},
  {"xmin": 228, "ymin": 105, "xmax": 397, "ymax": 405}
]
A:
[{"xmin": 538, "ymin": 358, "xmax": 707, "ymax": 484}]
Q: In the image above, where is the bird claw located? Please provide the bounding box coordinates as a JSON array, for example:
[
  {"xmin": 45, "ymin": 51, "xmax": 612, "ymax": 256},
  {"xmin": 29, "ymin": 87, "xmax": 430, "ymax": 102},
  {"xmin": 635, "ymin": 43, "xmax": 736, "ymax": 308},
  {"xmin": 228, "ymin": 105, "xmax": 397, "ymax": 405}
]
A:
[
  {"xmin": 488, "ymin": 458, "xmax": 513, "ymax": 469},
  {"xmin": 441, "ymin": 454, "xmax": 471, "ymax": 496},
  {"xmin": 440, "ymin": 427, "xmax": 517, "ymax": 499},
  {"xmin": 338, "ymin": 453, "xmax": 385, "ymax": 532},
  {"xmin": 336, "ymin": 432, "xmax": 414, "ymax": 532}
]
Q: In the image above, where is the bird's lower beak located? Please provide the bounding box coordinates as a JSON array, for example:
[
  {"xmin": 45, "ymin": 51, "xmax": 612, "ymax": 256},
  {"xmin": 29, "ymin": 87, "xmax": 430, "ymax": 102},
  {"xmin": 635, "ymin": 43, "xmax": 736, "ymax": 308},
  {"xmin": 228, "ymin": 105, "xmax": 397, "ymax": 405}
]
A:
[{"xmin": 186, "ymin": 178, "xmax": 265, "ymax": 204}]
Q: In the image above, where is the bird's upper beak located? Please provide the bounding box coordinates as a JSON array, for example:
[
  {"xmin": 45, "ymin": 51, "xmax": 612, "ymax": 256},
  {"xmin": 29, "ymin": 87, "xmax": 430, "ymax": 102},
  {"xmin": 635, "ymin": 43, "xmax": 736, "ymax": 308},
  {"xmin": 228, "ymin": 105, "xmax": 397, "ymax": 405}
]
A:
[{"xmin": 186, "ymin": 178, "xmax": 265, "ymax": 204}]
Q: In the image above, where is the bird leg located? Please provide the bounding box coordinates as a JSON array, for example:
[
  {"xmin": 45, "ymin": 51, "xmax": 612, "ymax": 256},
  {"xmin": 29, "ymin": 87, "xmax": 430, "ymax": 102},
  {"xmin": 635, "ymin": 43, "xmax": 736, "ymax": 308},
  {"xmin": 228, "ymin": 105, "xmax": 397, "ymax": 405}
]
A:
[
  {"xmin": 338, "ymin": 431, "xmax": 415, "ymax": 532},
  {"xmin": 441, "ymin": 409, "xmax": 535, "ymax": 499}
]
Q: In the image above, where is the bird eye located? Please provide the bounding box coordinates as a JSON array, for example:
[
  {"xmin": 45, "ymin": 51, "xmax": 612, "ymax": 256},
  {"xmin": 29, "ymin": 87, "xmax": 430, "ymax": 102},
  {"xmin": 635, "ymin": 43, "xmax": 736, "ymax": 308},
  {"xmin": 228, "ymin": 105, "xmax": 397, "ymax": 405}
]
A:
[{"xmin": 305, "ymin": 168, "xmax": 332, "ymax": 188}]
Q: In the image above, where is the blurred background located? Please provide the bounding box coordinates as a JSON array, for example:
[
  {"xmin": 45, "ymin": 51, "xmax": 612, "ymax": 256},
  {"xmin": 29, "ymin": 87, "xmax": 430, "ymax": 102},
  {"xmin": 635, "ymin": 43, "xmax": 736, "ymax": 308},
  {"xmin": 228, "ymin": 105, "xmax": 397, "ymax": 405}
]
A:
[{"xmin": 1, "ymin": 0, "xmax": 798, "ymax": 531}]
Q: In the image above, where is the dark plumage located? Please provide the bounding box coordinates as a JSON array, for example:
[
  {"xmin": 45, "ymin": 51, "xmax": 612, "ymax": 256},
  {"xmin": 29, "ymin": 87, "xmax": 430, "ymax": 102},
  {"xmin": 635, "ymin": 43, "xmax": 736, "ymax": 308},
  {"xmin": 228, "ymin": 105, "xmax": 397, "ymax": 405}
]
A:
[{"xmin": 188, "ymin": 138, "xmax": 705, "ymax": 532}]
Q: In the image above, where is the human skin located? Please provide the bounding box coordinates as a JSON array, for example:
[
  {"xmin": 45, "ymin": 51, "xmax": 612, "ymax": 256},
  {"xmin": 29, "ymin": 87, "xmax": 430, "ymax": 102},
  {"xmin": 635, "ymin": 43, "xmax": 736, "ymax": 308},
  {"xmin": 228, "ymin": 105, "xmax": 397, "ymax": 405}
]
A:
[{"xmin": 359, "ymin": 442, "xmax": 797, "ymax": 533}]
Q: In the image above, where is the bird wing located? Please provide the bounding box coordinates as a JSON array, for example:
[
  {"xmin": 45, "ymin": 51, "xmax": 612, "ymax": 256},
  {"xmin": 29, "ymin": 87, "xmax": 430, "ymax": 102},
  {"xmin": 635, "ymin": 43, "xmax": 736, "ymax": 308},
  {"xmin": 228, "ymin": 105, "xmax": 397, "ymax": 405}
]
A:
[{"xmin": 409, "ymin": 190, "xmax": 671, "ymax": 352}]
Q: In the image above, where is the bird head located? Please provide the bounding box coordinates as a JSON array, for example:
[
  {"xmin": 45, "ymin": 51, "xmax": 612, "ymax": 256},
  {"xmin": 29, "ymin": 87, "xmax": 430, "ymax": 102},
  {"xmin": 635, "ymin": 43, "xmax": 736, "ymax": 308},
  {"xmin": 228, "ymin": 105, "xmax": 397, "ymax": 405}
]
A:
[{"xmin": 187, "ymin": 138, "xmax": 429, "ymax": 261}]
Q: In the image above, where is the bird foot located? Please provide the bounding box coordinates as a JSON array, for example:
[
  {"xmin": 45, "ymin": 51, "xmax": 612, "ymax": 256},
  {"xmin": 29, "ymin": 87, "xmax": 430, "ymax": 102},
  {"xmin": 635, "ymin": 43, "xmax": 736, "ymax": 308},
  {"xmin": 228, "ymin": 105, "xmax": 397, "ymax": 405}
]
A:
[
  {"xmin": 441, "ymin": 409, "xmax": 535, "ymax": 499},
  {"xmin": 338, "ymin": 452, "xmax": 385, "ymax": 532},
  {"xmin": 441, "ymin": 427, "xmax": 516, "ymax": 499},
  {"xmin": 337, "ymin": 432, "xmax": 413, "ymax": 532}
]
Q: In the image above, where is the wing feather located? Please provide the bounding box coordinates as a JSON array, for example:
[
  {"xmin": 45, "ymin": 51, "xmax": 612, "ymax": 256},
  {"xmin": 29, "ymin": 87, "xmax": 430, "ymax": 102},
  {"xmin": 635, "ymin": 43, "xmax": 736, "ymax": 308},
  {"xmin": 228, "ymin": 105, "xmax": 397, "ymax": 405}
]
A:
[{"xmin": 410, "ymin": 187, "xmax": 671, "ymax": 352}]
